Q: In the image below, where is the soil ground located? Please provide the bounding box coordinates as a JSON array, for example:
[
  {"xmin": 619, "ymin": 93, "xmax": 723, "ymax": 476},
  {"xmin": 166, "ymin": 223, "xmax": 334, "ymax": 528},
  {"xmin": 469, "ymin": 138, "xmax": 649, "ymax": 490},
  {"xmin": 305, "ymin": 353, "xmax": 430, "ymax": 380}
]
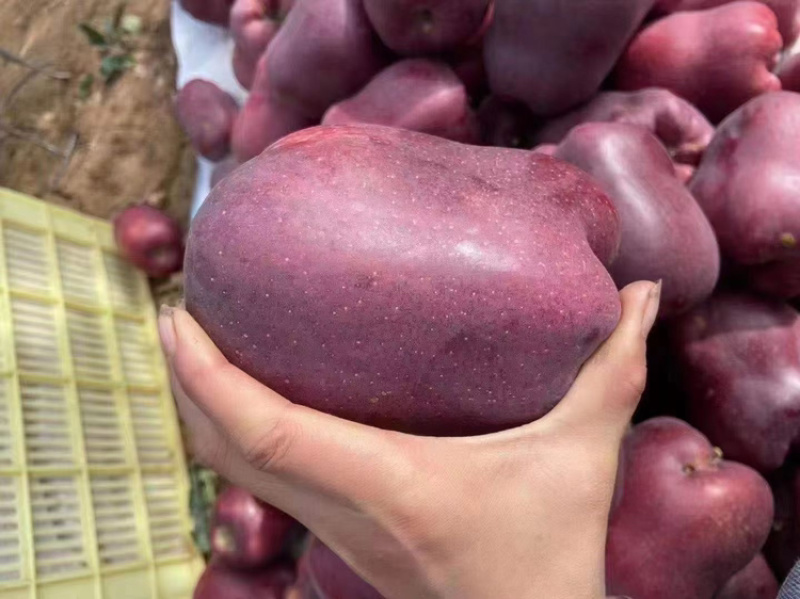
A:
[{"xmin": 0, "ymin": 0, "xmax": 194, "ymax": 225}]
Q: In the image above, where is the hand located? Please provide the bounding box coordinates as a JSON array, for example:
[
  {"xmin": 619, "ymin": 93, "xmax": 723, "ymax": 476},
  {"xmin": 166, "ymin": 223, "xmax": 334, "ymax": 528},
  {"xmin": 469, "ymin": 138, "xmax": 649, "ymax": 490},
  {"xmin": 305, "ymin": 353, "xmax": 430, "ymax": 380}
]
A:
[{"xmin": 159, "ymin": 281, "xmax": 661, "ymax": 599}]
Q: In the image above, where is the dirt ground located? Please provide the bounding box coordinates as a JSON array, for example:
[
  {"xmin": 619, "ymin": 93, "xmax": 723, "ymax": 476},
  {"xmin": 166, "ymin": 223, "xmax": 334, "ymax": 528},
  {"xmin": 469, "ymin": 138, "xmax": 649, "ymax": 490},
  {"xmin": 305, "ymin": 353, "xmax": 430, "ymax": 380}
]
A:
[{"xmin": 0, "ymin": 0, "xmax": 195, "ymax": 226}]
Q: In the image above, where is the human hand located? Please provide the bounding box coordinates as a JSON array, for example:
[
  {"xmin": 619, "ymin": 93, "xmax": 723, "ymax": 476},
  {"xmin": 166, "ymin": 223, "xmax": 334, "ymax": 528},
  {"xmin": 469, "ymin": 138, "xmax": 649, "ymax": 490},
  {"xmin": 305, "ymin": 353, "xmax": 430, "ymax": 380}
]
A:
[{"xmin": 159, "ymin": 281, "xmax": 661, "ymax": 599}]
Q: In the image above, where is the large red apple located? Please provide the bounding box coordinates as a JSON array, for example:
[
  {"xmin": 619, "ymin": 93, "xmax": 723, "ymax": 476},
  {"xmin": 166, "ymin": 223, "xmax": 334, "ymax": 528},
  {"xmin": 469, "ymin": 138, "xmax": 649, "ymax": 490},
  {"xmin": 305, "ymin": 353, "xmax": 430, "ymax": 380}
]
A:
[
  {"xmin": 670, "ymin": 293, "xmax": 800, "ymax": 473},
  {"xmin": 606, "ymin": 417, "xmax": 775, "ymax": 599}
]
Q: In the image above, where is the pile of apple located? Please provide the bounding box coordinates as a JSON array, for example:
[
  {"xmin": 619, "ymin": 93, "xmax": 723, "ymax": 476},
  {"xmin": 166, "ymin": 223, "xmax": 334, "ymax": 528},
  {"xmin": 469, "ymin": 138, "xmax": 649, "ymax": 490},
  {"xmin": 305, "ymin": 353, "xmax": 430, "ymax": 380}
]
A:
[
  {"xmin": 193, "ymin": 485, "xmax": 301, "ymax": 598},
  {"xmin": 173, "ymin": 0, "xmax": 800, "ymax": 598}
]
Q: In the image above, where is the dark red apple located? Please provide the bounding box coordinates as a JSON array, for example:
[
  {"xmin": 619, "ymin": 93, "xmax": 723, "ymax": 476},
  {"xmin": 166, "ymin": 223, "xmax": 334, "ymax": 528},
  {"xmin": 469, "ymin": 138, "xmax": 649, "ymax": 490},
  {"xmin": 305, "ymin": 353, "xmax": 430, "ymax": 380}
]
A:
[
  {"xmin": 229, "ymin": 0, "xmax": 293, "ymax": 89},
  {"xmin": 531, "ymin": 88, "xmax": 714, "ymax": 181},
  {"xmin": 175, "ymin": 79, "xmax": 239, "ymax": 162},
  {"xmin": 211, "ymin": 486, "xmax": 298, "ymax": 569},
  {"xmin": 180, "ymin": 0, "xmax": 235, "ymax": 26},
  {"xmin": 715, "ymin": 554, "xmax": 779, "ymax": 599},
  {"xmin": 295, "ymin": 537, "xmax": 383, "ymax": 599},
  {"xmin": 194, "ymin": 558, "xmax": 295, "ymax": 599},
  {"xmin": 362, "ymin": 0, "xmax": 492, "ymax": 56},
  {"xmin": 652, "ymin": 0, "xmax": 800, "ymax": 47},
  {"xmin": 670, "ymin": 293, "xmax": 800, "ymax": 474},
  {"xmin": 614, "ymin": 2, "xmax": 782, "ymax": 123},
  {"xmin": 265, "ymin": 0, "xmax": 387, "ymax": 120},
  {"xmin": 113, "ymin": 205, "xmax": 184, "ymax": 278},
  {"xmin": 231, "ymin": 54, "xmax": 315, "ymax": 161},
  {"xmin": 606, "ymin": 417, "xmax": 775, "ymax": 599},
  {"xmin": 552, "ymin": 123, "xmax": 720, "ymax": 317},
  {"xmin": 322, "ymin": 60, "xmax": 479, "ymax": 143},
  {"xmin": 484, "ymin": 0, "xmax": 655, "ymax": 116},
  {"xmin": 689, "ymin": 91, "xmax": 800, "ymax": 299}
]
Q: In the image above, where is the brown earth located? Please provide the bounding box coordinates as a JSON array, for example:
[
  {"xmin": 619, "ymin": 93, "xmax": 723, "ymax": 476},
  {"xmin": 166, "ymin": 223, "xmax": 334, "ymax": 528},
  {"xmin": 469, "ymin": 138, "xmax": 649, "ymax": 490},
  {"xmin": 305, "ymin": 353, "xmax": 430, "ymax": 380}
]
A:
[{"xmin": 0, "ymin": 0, "xmax": 195, "ymax": 226}]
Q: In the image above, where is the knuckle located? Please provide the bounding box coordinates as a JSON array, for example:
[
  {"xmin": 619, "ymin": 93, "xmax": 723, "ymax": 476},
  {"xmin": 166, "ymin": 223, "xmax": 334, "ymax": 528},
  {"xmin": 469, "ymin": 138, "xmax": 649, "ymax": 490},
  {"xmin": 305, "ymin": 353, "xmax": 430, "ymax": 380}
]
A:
[{"xmin": 239, "ymin": 415, "xmax": 299, "ymax": 473}]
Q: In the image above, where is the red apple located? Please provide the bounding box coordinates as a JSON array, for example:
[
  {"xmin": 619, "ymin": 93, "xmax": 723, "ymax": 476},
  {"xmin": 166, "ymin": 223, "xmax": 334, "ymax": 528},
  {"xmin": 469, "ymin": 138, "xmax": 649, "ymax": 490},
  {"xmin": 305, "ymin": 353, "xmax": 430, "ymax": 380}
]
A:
[
  {"xmin": 531, "ymin": 88, "xmax": 714, "ymax": 181},
  {"xmin": 230, "ymin": 0, "xmax": 293, "ymax": 89},
  {"xmin": 194, "ymin": 558, "xmax": 295, "ymax": 599},
  {"xmin": 211, "ymin": 486, "xmax": 298, "ymax": 569},
  {"xmin": 231, "ymin": 54, "xmax": 315, "ymax": 161},
  {"xmin": 652, "ymin": 0, "xmax": 800, "ymax": 47},
  {"xmin": 322, "ymin": 60, "xmax": 479, "ymax": 143},
  {"xmin": 484, "ymin": 0, "xmax": 655, "ymax": 116},
  {"xmin": 689, "ymin": 91, "xmax": 800, "ymax": 299},
  {"xmin": 180, "ymin": 0, "xmax": 235, "ymax": 26},
  {"xmin": 614, "ymin": 2, "xmax": 782, "ymax": 123},
  {"xmin": 715, "ymin": 554, "xmax": 779, "ymax": 599},
  {"xmin": 606, "ymin": 417, "xmax": 775, "ymax": 599},
  {"xmin": 295, "ymin": 537, "xmax": 383, "ymax": 599},
  {"xmin": 552, "ymin": 123, "xmax": 720, "ymax": 317},
  {"xmin": 362, "ymin": 0, "xmax": 492, "ymax": 56},
  {"xmin": 113, "ymin": 205, "xmax": 184, "ymax": 278},
  {"xmin": 175, "ymin": 79, "xmax": 239, "ymax": 162},
  {"xmin": 670, "ymin": 293, "xmax": 800, "ymax": 474}
]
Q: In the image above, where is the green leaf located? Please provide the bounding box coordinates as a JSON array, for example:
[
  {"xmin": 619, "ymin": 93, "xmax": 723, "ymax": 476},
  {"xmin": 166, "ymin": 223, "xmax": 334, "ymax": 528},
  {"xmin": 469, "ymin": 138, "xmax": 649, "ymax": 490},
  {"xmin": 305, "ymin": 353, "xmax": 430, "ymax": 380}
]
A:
[
  {"xmin": 78, "ymin": 23, "xmax": 107, "ymax": 46},
  {"xmin": 188, "ymin": 465, "xmax": 218, "ymax": 560},
  {"xmin": 99, "ymin": 53, "xmax": 135, "ymax": 84},
  {"xmin": 78, "ymin": 73, "xmax": 94, "ymax": 99},
  {"xmin": 120, "ymin": 14, "xmax": 142, "ymax": 35}
]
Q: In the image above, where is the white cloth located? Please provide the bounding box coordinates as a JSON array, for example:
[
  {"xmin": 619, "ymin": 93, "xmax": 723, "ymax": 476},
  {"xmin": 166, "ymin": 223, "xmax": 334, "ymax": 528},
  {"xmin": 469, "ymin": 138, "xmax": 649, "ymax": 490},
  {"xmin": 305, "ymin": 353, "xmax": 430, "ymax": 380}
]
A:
[{"xmin": 170, "ymin": 0, "xmax": 247, "ymax": 220}]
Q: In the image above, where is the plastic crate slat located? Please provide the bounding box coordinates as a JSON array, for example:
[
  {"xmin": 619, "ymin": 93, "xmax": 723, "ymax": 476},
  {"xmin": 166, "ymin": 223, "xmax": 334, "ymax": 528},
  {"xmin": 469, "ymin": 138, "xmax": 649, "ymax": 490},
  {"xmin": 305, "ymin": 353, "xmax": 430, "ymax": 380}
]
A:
[
  {"xmin": 1, "ymin": 188, "xmax": 200, "ymax": 597},
  {"xmin": 35, "ymin": 538, "xmax": 85, "ymax": 553},
  {"xmin": 57, "ymin": 239, "xmax": 101, "ymax": 305}
]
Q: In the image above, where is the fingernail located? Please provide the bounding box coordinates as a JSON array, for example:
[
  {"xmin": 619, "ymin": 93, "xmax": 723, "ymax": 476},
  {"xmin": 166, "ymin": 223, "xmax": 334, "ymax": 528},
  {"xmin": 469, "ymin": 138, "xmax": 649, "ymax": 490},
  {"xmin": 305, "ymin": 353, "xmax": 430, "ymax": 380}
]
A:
[
  {"xmin": 641, "ymin": 280, "xmax": 662, "ymax": 338},
  {"xmin": 158, "ymin": 305, "xmax": 177, "ymax": 358}
]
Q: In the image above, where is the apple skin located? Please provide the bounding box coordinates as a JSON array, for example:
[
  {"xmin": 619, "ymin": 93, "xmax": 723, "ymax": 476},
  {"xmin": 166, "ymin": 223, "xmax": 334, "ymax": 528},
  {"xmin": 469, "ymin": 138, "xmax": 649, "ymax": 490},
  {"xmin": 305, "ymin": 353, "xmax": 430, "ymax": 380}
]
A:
[
  {"xmin": 689, "ymin": 91, "xmax": 800, "ymax": 300},
  {"xmin": 670, "ymin": 293, "xmax": 800, "ymax": 474},
  {"xmin": 714, "ymin": 553, "xmax": 779, "ymax": 599},
  {"xmin": 484, "ymin": 0, "xmax": 656, "ymax": 116},
  {"xmin": 552, "ymin": 122, "xmax": 720, "ymax": 318},
  {"xmin": 614, "ymin": 2, "xmax": 782, "ymax": 123},
  {"xmin": 113, "ymin": 205, "xmax": 184, "ymax": 278},
  {"xmin": 362, "ymin": 0, "xmax": 492, "ymax": 56},
  {"xmin": 193, "ymin": 558, "xmax": 295, "ymax": 599},
  {"xmin": 322, "ymin": 60, "xmax": 479, "ymax": 143},
  {"xmin": 211, "ymin": 486, "xmax": 298, "ymax": 569},
  {"xmin": 606, "ymin": 417, "xmax": 775, "ymax": 599},
  {"xmin": 295, "ymin": 537, "xmax": 384, "ymax": 599},
  {"xmin": 186, "ymin": 125, "xmax": 622, "ymax": 436},
  {"xmin": 531, "ymin": 88, "xmax": 714, "ymax": 182},
  {"xmin": 652, "ymin": 0, "xmax": 800, "ymax": 47}
]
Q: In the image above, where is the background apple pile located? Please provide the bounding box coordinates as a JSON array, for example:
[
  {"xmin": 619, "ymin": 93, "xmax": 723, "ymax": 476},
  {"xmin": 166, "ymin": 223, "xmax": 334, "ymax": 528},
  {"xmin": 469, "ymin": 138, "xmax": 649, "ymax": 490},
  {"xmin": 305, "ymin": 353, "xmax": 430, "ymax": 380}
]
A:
[{"xmin": 171, "ymin": 0, "xmax": 800, "ymax": 598}]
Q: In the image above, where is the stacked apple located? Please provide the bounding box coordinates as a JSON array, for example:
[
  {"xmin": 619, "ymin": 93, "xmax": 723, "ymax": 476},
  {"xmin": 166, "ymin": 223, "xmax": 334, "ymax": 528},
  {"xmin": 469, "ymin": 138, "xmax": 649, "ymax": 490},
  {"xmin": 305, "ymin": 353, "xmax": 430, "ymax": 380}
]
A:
[
  {"xmin": 173, "ymin": 1, "xmax": 800, "ymax": 598},
  {"xmin": 193, "ymin": 485, "xmax": 302, "ymax": 598}
]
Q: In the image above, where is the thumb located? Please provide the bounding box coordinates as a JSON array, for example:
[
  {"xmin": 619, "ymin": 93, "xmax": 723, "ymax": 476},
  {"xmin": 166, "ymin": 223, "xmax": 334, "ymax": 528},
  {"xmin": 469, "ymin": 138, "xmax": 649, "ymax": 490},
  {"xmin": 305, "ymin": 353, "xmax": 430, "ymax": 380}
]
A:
[{"xmin": 541, "ymin": 280, "xmax": 661, "ymax": 437}]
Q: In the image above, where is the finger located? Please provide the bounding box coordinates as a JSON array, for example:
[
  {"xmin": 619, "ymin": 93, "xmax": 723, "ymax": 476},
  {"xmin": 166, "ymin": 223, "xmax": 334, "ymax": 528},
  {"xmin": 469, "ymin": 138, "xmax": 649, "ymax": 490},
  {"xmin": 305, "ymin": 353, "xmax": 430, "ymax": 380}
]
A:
[
  {"xmin": 538, "ymin": 280, "xmax": 661, "ymax": 436},
  {"xmin": 159, "ymin": 306, "xmax": 418, "ymax": 503}
]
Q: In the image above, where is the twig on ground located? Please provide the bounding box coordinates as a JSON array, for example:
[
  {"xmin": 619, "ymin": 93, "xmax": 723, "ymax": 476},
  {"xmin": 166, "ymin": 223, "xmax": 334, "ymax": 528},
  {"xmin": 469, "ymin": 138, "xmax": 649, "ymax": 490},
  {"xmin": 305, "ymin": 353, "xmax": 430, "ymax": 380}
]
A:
[
  {"xmin": 0, "ymin": 47, "xmax": 71, "ymax": 80},
  {"xmin": 48, "ymin": 131, "xmax": 79, "ymax": 192}
]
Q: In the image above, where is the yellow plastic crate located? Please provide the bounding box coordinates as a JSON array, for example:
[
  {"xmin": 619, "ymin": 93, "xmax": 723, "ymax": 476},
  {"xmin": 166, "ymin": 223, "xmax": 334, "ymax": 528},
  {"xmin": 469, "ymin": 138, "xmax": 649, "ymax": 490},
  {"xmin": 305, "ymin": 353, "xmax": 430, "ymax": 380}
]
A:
[{"xmin": 0, "ymin": 188, "xmax": 204, "ymax": 599}]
